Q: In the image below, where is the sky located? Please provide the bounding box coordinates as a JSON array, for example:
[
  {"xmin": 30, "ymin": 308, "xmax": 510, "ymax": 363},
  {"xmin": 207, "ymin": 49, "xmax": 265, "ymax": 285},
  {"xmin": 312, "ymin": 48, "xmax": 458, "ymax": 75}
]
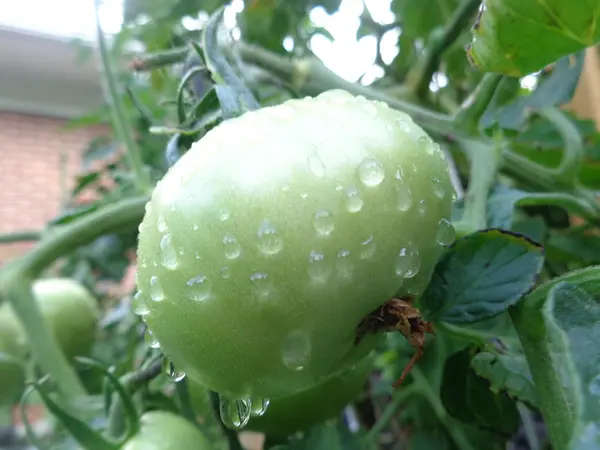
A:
[{"xmin": 0, "ymin": 0, "xmax": 398, "ymax": 84}]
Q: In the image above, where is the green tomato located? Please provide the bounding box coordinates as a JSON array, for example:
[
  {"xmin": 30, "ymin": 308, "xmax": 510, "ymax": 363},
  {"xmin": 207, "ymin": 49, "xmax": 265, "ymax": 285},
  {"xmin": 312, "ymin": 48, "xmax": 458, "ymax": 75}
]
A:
[
  {"xmin": 0, "ymin": 311, "xmax": 27, "ymax": 406},
  {"xmin": 2, "ymin": 278, "xmax": 100, "ymax": 361},
  {"xmin": 136, "ymin": 89, "xmax": 455, "ymax": 400},
  {"xmin": 122, "ymin": 410, "xmax": 212, "ymax": 450}
]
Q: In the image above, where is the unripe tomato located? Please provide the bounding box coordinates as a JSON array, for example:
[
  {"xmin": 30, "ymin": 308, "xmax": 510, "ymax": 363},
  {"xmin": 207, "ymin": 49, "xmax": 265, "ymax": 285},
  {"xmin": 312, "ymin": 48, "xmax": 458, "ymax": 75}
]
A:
[
  {"xmin": 0, "ymin": 311, "xmax": 27, "ymax": 406},
  {"xmin": 122, "ymin": 410, "xmax": 212, "ymax": 449},
  {"xmin": 136, "ymin": 89, "xmax": 455, "ymax": 400},
  {"xmin": 2, "ymin": 278, "xmax": 100, "ymax": 361}
]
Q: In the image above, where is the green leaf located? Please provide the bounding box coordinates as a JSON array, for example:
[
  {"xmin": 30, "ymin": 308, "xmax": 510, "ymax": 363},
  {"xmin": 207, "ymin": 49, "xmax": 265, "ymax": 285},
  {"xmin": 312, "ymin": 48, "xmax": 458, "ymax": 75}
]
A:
[
  {"xmin": 467, "ymin": 0, "xmax": 600, "ymax": 76},
  {"xmin": 481, "ymin": 52, "xmax": 585, "ymax": 130},
  {"xmin": 471, "ymin": 351, "xmax": 537, "ymax": 407},
  {"xmin": 392, "ymin": 0, "xmax": 460, "ymax": 40},
  {"xmin": 546, "ymin": 282, "xmax": 600, "ymax": 447},
  {"xmin": 422, "ymin": 229, "xmax": 545, "ymax": 324},
  {"xmin": 441, "ymin": 348, "xmax": 520, "ymax": 434}
]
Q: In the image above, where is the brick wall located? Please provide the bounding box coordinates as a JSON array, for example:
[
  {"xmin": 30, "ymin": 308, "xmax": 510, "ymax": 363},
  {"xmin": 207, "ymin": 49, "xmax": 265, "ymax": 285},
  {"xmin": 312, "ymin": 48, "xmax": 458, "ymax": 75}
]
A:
[{"xmin": 0, "ymin": 111, "xmax": 109, "ymax": 263}]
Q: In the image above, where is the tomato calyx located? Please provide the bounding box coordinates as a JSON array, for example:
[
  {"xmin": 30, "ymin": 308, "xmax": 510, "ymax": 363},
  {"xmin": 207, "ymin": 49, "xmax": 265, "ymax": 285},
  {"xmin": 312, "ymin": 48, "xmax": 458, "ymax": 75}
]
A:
[{"xmin": 355, "ymin": 296, "xmax": 435, "ymax": 388}]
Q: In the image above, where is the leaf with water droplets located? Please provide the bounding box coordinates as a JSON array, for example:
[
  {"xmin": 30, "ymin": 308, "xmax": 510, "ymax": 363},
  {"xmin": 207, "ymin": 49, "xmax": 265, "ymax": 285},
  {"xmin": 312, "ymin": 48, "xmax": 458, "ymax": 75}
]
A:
[{"xmin": 421, "ymin": 229, "xmax": 545, "ymax": 324}]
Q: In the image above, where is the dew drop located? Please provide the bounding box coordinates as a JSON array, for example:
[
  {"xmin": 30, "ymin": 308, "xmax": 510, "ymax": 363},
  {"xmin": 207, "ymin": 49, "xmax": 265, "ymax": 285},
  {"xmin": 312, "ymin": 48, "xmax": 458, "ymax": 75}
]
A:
[
  {"xmin": 149, "ymin": 276, "xmax": 165, "ymax": 302},
  {"xmin": 250, "ymin": 272, "xmax": 271, "ymax": 299},
  {"xmin": 193, "ymin": 224, "xmax": 199, "ymax": 231},
  {"xmin": 307, "ymin": 250, "xmax": 332, "ymax": 283},
  {"xmin": 219, "ymin": 397, "xmax": 251, "ymax": 429},
  {"xmin": 313, "ymin": 210, "xmax": 335, "ymax": 236},
  {"xmin": 357, "ymin": 157, "xmax": 385, "ymax": 187},
  {"xmin": 335, "ymin": 249, "xmax": 354, "ymax": 277},
  {"xmin": 359, "ymin": 235, "xmax": 377, "ymax": 260},
  {"xmin": 282, "ymin": 183, "xmax": 291, "ymax": 192},
  {"xmin": 223, "ymin": 234, "xmax": 242, "ymax": 259},
  {"xmin": 282, "ymin": 330, "xmax": 311, "ymax": 371},
  {"xmin": 395, "ymin": 184, "xmax": 413, "ymax": 212},
  {"xmin": 436, "ymin": 219, "xmax": 456, "ymax": 246},
  {"xmin": 257, "ymin": 220, "xmax": 284, "ymax": 255},
  {"xmin": 432, "ymin": 177, "xmax": 446, "ymax": 199},
  {"xmin": 395, "ymin": 247, "xmax": 421, "ymax": 279},
  {"xmin": 300, "ymin": 192, "xmax": 309, "ymax": 200},
  {"xmin": 220, "ymin": 266, "xmax": 231, "ymax": 279},
  {"xmin": 220, "ymin": 209, "xmax": 230, "ymax": 221},
  {"xmin": 344, "ymin": 187, "xmax": 363, "ymax": 213},
  {"xmin": 589, "ymin": 374, "xmax": 600, "ymax": 396},
  {"xmin": 307, "ymin": 150, "xmax": 326, "ymax": 178},
  {"xmin": 194, "ymin": 251, "xmax": 201, "ymax": 260},
  {"xmin": 157, "ymin": 216, "xmax": 168, "ymax": 232},
  {"xmin": 160, "ymin": 234, "xmax": 179, "ymax": 270},
  {"xmin": 335, "ymin": 183, "xmax": 343, "ymax": 192},
  {"xmin": 250, "ymin": 397, "xmax": 271, "ymax": 417},
  {"xmin": 417, "ymin": 200, "xmax": 427, "ymax": 215},
  {"xmin": 132, "ymin": 290, "xmax": 150, "ymax": 316},
  {"xmin": 186, "ymin": 275, "xmax": 212, "ymax": 301},
  {"xmin": 144, "ymin": 328, "xmax": 160, "ymax": 348},
  {"xmin": 162, "ymin": 359, "xmax": 186, "ymax": 382}
]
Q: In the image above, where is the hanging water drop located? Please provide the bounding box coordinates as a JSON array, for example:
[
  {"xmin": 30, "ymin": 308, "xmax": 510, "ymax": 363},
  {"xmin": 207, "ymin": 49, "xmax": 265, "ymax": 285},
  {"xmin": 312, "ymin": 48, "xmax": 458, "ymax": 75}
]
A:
[
  {"xmin": 160, "ymin": 234, "xmax": 179, "ymax": 270},
  {"xmin": 357, "ymin": 157, "xmax": 385, "ymax": 187},
  {"xmin": 219, "ymin": 397, "xmax": 252, "ymax": 429},
  {"xmin": 344, "ymin": 187, "xmax": 363, "ymax": 213},
  {"xmin": 162, "ymin": 359, "xmax": 186, "ymax": 382},
  {"xmin": 307, "ymin": 250, "xmax": 332, "ymax": 283},
  {"xmin": 307, "ymin": 150, "xmax": 326, "ymax": 178},
  {"xmin": 395, "ymin": 247, "xmax": 421, "ymax": 279},
  {"xmin": 257, "ymin": 220, "xmax": 284, "ymax": 255},
  {"xmin": 144, "ymin": 328, "xmax": 160, "ymax": 348},
  {"xmin": 186, "ymin": 275, "xmax": 212, "ymax": 301},
  {"xmin": 313, "ymin": 210, "xmax": 335, "ymax": 236},
  {"xmin": 132, "ymin": 290, "xmax": 149, "ymax": 316},
  {"xmin": 149, "ymin": 276, "xmax": 165, "ymax": 302},
  {"xmin": 436, "ymin": 218, "xmax": 455, "ymax": 246},
  {"xmin": 223, "ymin": 234, "xmax": 242, "ymax": 259},
  {"xmin": 250, "ymin": 397, "xmax": 271, "ymax": 417},
  {"xmin": 282, "ymin": 330, "xmax": 311, "ymax": 371}
]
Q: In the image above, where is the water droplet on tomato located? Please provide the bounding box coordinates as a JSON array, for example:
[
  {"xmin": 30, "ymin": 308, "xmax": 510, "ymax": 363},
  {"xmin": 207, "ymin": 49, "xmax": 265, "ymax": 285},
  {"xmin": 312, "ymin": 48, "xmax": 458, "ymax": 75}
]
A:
[
  {"xmin": 395, "ymin": 247, "xmax": 421, "ymax": 278},
  {"xmin": 344, "ymin": 187, "xmax": 363, "ymax": 213},
  {"xmin": 162, "ymin": 359, "xmax": 186, "ymax": 382},
  {"xmin": 149, "ymin": 276, "xmax": 165, "ymax": 302},
  {"xmin": 219, "ymin": 397, "xmax": 251, "ymax": 429},
  {"xmin": 273, "ymin": 104, "xmax": 295, "ymax": 119},
  {"xmin": 417, "ymin": 200, "xmax": 427, "ymax": 215},
  {"xmin": 186, "ymin": 275, "xmax": 212, "ymax": 301},
  {"xmin": 313, "ymin": 210, "xmax": 335, "ymax": 236},
  {"xmin": 359, "ymin": 235, "xmax": 377, "ymax": 260},
  {"xmin": 220, "ymin": 208, "xmax": 230, "ymax": 221},
  {"xmin": 436, "ymin": 218, "xmax": 455, "ymax": 246},
  {"xmin": 432, "ymin": 177, "xmax": 446, "ymax": 199},
  {"xmin": 335, "ymin": 249, "xmax": 354, "ymax": 277},
  {"xmin": 220, "ymin": 266, "xmax": 231, "ymax": 279},
  {"xmin": 193, "ymin": 224, "xmax": 199, "ymax": 231},
  {"xmin": 357, "ymin": 157, "xmax": 385, "ymax": 187},
  {"xmin": 159, "ymin": 234, "xmax": 179, "ymax": 270},
  {"xmin": 282, "ymin": 183, "xmax": 291, "ymax": 192},
  {"xmin": 395, "ymin": 184, "xmax": 413, "ymax": 212},
  {"xmin": 132, "ymin": 291, "xmax": 149, "ymax": 316},
  {"xmin": 250, "ymin": 272, "xmax": 271, "ymax": 299},
  {"xmin": 257, "ymin": 220, "xmax": 283, "ymax": 255},
  {"xmin": 335, "ymin": 183, "xmax": 343, "ymax": 192},
  {"xmin": 282, "ymin": 330, "xmax": 311, "ymax": 371},
  {"xmin": 307, "ymin": 250, "xmax": 332, "ymax": 283},
  {"xmin": 397, "ymin": 120, "xmax": 410, "ymax": 133},
  {"xmin": 144, "ymin": 328, "xmax": 160, "ymax": 348},
  {"xmin": 300, "ymin": 192, "xmax": 309, "ymax": 200},
  {"xmin": 223, "ymin": 234, "xmax": 242, "ymax": 259},
  {"xmin": 307, "ymin": 150, "xmax": 326, "ymax": 178},
  {"xmin": 157, "ymin": 216, "xmax": 168, "ymax": 232},
  {"xmin": 249, "ymin": 397, "xmax": 270, "ymax": 417}
]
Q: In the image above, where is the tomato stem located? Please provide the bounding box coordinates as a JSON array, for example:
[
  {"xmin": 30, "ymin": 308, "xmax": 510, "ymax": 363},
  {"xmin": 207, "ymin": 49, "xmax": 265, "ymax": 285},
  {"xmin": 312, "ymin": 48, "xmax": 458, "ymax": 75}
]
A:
[{"xmin": 454, "ymin": 73, "xmax": 504, "ymax": 133}]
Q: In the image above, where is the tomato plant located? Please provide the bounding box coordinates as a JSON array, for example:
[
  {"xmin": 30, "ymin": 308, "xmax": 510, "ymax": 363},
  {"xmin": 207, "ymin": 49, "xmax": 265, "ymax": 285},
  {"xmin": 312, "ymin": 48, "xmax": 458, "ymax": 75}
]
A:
[{"xmin": 2, "ymin": 1, "xmax": 600, "ymax": 450}]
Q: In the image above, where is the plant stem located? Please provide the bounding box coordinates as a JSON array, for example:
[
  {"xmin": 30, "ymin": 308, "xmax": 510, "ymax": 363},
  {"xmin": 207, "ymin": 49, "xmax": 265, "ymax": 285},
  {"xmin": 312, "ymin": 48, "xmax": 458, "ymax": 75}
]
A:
[
  {"xmin": 455, "ymin": 73, "xmax": 503, "ymax": 133},
  {"xmin": 411, "ymin": 368, "xmax": 476, "ymax": 450},
  {"xmin": 0, "ymin": 231, "xmax": 41, "ymax": 244},
  {"xmin": 509, "ymin": 304, "xmax": 576, "ymax": 450},
  {"xmin": 93, "ymin": 0, "xmax": 151, "ymax": 195},
  {"xmin": 406, "ymin": 0, "xmax": 482, "ymax": 99},
  {"xmin": 363, "ymin": 384, "xmax": 417, "ymax": 444},
  {"xmin": 5, "ymin": 275, "xmax": 87, "ymax": 399}
]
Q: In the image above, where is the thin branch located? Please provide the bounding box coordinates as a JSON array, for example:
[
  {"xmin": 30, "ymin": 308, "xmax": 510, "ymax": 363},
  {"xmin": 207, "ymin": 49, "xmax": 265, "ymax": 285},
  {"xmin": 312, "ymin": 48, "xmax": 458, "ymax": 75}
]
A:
[
  {"xmin": 408, "ymin": 0, "xmax": 482, "ymax": 99},
  {"xmin": 0, "ymin": 231, "xmax": 41, "ymax": 244}
]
